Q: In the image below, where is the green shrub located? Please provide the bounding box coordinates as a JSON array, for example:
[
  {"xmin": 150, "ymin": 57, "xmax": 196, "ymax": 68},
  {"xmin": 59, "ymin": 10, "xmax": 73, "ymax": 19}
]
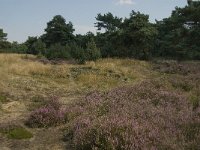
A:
[
  {"xmin": 33, "ymin": 39, "xmax": 46, "ymax": 55},
  {"xmin": 85, "ymin": 38, "xmax": 101, "ymax": 61},
  {"xmin": 45, "ymin": 43, "xmax": 71, "ymax": 60},
  {"xmin": 70, "ymin": 44, "xmax": 86, "ymax": 64}
]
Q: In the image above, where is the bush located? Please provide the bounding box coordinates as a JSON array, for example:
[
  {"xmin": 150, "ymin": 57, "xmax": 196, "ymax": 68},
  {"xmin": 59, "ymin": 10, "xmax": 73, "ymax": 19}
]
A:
[
  {"xmin": 45, "ymin": 43, "xmax": 71, "ymax": 60},
  {"xmin": 85, "ymin": 38, "xmax": 101, "ymax": 61},
  {"xmin": 70, "ymin": 40, "xmax": 101, "ymax": 64},
  {"xmin": 32, "ymin": 39, "xmax": 46, "ymax": 55},
  {"xmin": 27, "ymin": 97, "xmax": 66, "ymax": 128},
  {"xmin": 11, "ymin": 43, "xmax": 28, "ymax": 54},
  {"xmin": 70, "ymin": 44, "xmax": 86, "ymax": 64},
  {"xmin": 0, "ymin": 41, "xmax": 11, "ymax": 50}
]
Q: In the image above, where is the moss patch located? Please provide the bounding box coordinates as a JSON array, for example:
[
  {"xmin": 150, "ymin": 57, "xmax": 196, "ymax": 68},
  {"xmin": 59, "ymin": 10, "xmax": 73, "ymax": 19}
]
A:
[
  {"xmin": 7, "ymin": 127, "xmax": 33, "ymax": 139},
  {"xmin": 0, "ymin": 95, "xmax": 7, "ymax": 103},
  {"xmin": 0, "ymin": 125, "xmax": 33, "ymax": 140}
]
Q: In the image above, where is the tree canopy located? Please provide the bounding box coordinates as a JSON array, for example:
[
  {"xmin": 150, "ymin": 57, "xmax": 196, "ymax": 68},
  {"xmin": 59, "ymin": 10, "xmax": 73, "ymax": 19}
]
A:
[
  {"xmin": 43, "ymin": 15, "xmax": 75, "ymax": 47},
  {"xmin": 156, "ymin": 5, "xmax": 200, "ymax": 59},
  {"xmin": 95, "ymin": 12, "xmax": 122, "ymax": 32},
  {"xmin": 1, "ymin": 4, "xmax": 200, "ymax": 61},
  {"xmin": 0, "ymin": 29, "xmax": 7, "ymax": 41}
]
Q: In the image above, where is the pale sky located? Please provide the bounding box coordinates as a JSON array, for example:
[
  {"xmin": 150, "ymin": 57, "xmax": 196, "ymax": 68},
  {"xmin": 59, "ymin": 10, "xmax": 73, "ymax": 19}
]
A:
[{"xmin": 0, "ymin": 0, "xmax": 187, "ymax": 43}]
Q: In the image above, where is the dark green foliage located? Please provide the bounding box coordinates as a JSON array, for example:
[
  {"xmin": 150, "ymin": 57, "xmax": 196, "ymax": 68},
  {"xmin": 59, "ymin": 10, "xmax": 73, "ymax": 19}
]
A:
[
  {"xmin": 94, "ymin": 7, "xmax": 200, "ymax": 60},
  {"xmin": 156, "ymin": 5, "xmax": 200, "ymax": 60},
  {"xmin": 85, "ymin": 38, "xmax": 101, "ymax": 61},
  {"xmin": 95, "ymin": 11, "xmax": 157, "ymax": 60},
  {"xmin": 0, "ymin": 41, "xmax": 11, "ymax": 51},
  {"xmin": 33, "ymin": 39, "xmax": 46, "ymax": 56},
  {"xmin": 0, "ymin": 28, "xmax": 7, "ymax": 41},
  {"xmin": 17, "ymin": 6, "xmax": 199, "ymax": 61},
  {"xmin": 95, "ymin": 12, "xmax": 122, "ymax": 32},
  {"xmin": 0, "ymin": 28, "xmax": 11, "ymax": 52},
  {"xmin": 70, "ymin": 38, "xmax": 101, "ymax": 63},
  {"xmin": 24, "ymin": 37, "xmax": 46, "ymax": 55},
  {"xmin": 25, "ymin": 36, "xmax": 38, "ymax": 54},
  {"xmin": 69, "ymin": 44, "xmax": 86, "ymax": 64},
  {"xmin": 0, "ymin": 41, "xmax": 27, "ymax": 54},
  {"xmin": 121, "ymin": 11, "xmax": 158, "ymax": 60},
  {"xmin": 75, "ymin": 32, "xmax": 95, "ymax": 49},
  {"xmin": 3, "ymin": 5, "xmax": 200, "ymax": 61},
  {"xmin": 45, "ymin": 43, "xmax": 71, "ymax": 60},
  {"xmin": 43, "ymin": 15, "xmax": 75, "ymax": 47},
  {"xmin": 11, "ymin": 42, "xmax": 28, "ymax": 54}
]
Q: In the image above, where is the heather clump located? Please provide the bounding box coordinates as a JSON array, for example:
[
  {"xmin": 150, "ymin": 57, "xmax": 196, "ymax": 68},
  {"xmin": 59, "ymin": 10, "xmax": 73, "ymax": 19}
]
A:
[
  {"xmin": 27, "ymin": 97, "xmax": 66, "ymax": 128},
  {"xmin": 66, "ymin": 81, "xmax": 199, "ymax": 149},
  {"xmin": 72, "ymin": 115, "xmax": 160, "ymax": 150}
]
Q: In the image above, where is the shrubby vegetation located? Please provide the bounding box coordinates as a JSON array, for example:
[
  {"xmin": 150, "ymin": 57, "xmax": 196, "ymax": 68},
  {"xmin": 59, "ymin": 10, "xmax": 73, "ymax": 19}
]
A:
[
  {"xmin": 0, "ymin": 53, "xmax": 199, "ymax": 149},
  {"xmin": 1, "ymin": 4, "xmax": 200, "ymax": 61},
  {"xmin": 27, "ymin": 97, "xmax": 67, "ymax": 128},
  {"xmin": 64, "ymin": 79, "xmax": 199, "ymax": 149}
]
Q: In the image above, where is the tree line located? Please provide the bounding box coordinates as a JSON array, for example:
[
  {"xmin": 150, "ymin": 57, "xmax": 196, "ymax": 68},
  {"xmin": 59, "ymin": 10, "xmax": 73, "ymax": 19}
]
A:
[{"xmin": 0, "ymin": 4, "xmax": 200, "ymax": 63}]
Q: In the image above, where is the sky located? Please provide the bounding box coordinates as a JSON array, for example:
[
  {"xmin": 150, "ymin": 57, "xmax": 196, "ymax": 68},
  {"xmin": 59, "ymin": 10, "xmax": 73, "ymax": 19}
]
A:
[{"xmin": 0, "ymin": 0, "xmax": 187, "ymax": 43}]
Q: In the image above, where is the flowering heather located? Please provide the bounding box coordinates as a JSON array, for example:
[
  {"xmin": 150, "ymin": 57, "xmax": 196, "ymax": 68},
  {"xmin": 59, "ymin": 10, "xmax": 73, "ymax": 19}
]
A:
[
  {"xmin": 66, "ymin": 80, "xmax": 200, "ymax": 150},
  {"xmin": 27, "ymin": 97, "xmax": 66, "ymax": 128}
]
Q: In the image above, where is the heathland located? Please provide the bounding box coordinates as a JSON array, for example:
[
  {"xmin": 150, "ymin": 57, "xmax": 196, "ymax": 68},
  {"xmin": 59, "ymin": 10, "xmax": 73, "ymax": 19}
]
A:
[{"xmin": 0, "ymin": 53, "xmax": 199, "ymax": 149}]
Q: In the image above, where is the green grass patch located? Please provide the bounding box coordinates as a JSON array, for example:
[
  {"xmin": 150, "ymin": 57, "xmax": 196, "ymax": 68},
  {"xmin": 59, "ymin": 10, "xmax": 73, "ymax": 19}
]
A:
[
  {"xmin": 7, "ymin": 127, "xmax": 33, "ymax": 139},
  {"xmin": 0, "ymin": 125, "xmax": 33, "ymax": 140},
  {"xmin": 0, "ymin": 95, "xmax": 7, "ymax": 103}
]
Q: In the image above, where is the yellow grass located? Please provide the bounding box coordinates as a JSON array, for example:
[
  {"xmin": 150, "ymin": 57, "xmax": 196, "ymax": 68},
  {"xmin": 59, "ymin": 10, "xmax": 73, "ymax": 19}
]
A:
[
  {"xmin": 0, "ymin": 53, "xmax": 154, "ymax": 112},
  {"xmin": 0, "ymin": 54, "xmax": 155, "ymax": 99}
]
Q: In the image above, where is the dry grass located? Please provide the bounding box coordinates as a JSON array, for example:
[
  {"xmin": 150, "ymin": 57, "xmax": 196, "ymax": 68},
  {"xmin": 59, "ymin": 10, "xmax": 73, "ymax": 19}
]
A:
[{"xmin": 0, "ymin": 53, "xmax": 152, "ymax": 122}]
